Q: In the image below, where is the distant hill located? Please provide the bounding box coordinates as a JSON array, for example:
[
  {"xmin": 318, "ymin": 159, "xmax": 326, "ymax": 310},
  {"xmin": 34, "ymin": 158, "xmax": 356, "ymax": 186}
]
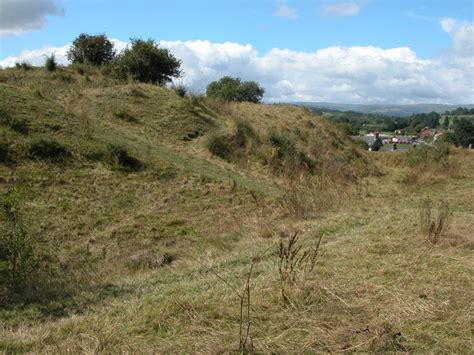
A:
[{"xmin": 295, "ymin": 102, "xmax": 474, "ymax": 117}]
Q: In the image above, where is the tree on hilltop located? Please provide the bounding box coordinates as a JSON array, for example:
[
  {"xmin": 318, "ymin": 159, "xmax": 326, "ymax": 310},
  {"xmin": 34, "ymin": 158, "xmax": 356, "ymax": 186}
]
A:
[
  {"xmin": 113, "ymin": 38, "xmax": 182, "ymax": 85},
  {"xmin": 206, "ymin": 76, "xmax": 265, "ymax": 103},
  {"xmin": 67, "ymin": 33, "xmax": 115, "ymax": 66}
]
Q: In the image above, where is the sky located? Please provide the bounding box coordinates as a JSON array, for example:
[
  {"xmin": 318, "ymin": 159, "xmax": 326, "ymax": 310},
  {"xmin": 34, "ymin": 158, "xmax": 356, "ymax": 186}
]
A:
[{"xmin": 0, "ymin": 0, "xmax": 473, "ymax": 104}]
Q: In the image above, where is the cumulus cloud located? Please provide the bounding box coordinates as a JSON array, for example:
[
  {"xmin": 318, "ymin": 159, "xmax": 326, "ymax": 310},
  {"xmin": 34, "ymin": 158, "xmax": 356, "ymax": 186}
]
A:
[
  {"xmin": 440, "ymin": 17, "xmax": 474, "ymax": 59},
  {"xmin": 273, "ymin": 1, "xmax": 298, "ymax": 20},
  {"xmin": 0, "ymin": 39, "xmax": 126, "ymax": 67},
  {"xmin": 0, "ymin": 0, "xmax": 64, "ymax": 36},
  {"xmin": 159, "ymin": 40, "xmax": 473, "ymax": 104},
  {"xmin": 322, "ymin": 1, "xmax": 362, "ymax": 17},
  {"xmin": 1, "ymin": 22, "xmax": 472, "ymax": 104}
]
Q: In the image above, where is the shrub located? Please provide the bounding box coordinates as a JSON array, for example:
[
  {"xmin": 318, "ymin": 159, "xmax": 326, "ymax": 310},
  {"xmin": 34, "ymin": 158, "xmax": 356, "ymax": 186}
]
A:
[
  {"xmin": 172, "ymin": 84, "xmax": 187, "ymax": 98},
  {"xmin": 207, "ymin": 133, "xmax": 234, "ymax": 160},
  {"xmin": 45, "ymin": 54, "xmax": 57, "ymax": 72},
  {"xmin": 0, "ymin": 143, "xmax": 13, "ymax": 163},
  {"xmin": 105, "ymin": 144, "xmax": 142, "ymax": 172},
  {"xmin": 268, "ymin": 131, "xmax": 296, "ymax": 159},
  {"xmin": 113, "ymin": 38, "xmax": 182, "ymax": 85},
  {"xmin": 15, "ymin": 61, "xmax": 33, "ymax": 70},
  {"xmin": 206, "ymin": 120, "xmax": 258, "ymax": 161},
  {"xmin": 27, "ymin": 139, "xmax": 71, "ymax": 163},
  {"xmin": 264, "ymin": 130, "xmax": 316, "ymax": 177},
  {"xmin": 67, "ymin": 33, "xmax": 116, "ymax": 66},
  {"xmin": 206, "ymin": 76, "xmax": 265, "ymax": 103}
]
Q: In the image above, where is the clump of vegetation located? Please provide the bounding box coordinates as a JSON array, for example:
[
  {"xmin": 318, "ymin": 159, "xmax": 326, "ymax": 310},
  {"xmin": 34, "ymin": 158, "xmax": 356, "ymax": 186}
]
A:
[
  {"xmin": 27, "ymin": 139, "xmax": 71, "ymax": 163},
  {"xmin": 0, "ymin": 143, "xmax": 13, "ymax": 163},
  {"xmin": 14, "ymin": 61, "xmax": 33, "ymax": 70},
  {"xmin": 444, "ymin": 118, "xmax": 474, "ymax": 147},
  {"xmin": 67, "ymin": 33, "xmax": 116, "ymax": 66},
  {"xmin": 172, "ymin": 83, "xmax": 187, "ymax": 98},
  {"xmin": 104, "ymin": 144, "xmax": 143, "ymax": 172},
  {"xmin": 206, "ymin": 120, "xmax": 258, "ymax": 161},
  {"xmin": 419, "ymin": 198, "xmax": 452, "ymax": 244},
  {"xmin": 0, "ymin": 107, "xmax": 29, "ymax": 134},
  {"xmin": 265, "ymin": 130, "xmax": 316, "ymax": 176},
  {"xmin": 114, "ymin": 38, "xmax": 182, "ymax": 85},
  {"xmin": 45, "ymin": 54, "xmax": 57, "ymax": 72},
  {"xmin": 207, "ymin": 133, "xmax": 234, "ymax": 160},
  {"xmin": 114, "ymin": 109, "xmax": 138, "ymax": 123},
  {"xmin": 403, "ymin": 143, "xmax": 458, "ymax": 184},
  {"xmin": 278, "ymin": 231, "xmax": 322, "ymax": 301},
  {"xmin": 0, "ymin": 189, "xmax": 36, "ymax": 297},
  {"xmin": 206, "ymin": 76, "xmax": 264, "ymax": 103}
]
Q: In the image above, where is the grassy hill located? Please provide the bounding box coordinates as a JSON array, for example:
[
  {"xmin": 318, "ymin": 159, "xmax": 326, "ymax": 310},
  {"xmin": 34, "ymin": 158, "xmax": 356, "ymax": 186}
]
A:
[{"xmin": 1, "ymin": 67, "xmax": 473, "ymax": 352}]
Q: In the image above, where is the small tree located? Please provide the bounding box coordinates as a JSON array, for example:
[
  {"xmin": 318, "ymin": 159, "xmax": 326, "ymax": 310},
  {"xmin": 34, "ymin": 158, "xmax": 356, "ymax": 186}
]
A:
[
  {"xmin": 45, "ymin": 54, "xmax": 57, "ymax": 72},
  {"xmin": 206, "ymin": 76, "xmax": 265, "ymax": 103},
  {"xmin": 114, "ymin": 38, "xmax": 182, "ymax": 85},
  {"xmin": 67, "ymin": 33, "xmax": 115, "ymax": 66}
]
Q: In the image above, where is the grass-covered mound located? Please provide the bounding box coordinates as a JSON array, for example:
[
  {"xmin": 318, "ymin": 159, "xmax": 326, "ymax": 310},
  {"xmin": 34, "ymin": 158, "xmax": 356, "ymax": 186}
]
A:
[{"xmin": 0, "ymin": 66, "xmax": 472, "ymax": 353}]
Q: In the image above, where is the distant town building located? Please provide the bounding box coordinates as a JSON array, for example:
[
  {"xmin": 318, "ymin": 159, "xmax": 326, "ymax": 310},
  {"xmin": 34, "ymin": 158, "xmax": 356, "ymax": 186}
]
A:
[{"xmin": 420, "ymin": 127, "xmax": 432, "ymax": 139}]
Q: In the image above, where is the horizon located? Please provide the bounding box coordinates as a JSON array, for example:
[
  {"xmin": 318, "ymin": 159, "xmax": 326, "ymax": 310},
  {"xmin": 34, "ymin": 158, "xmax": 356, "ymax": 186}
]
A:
[{"xmin": 0, "ymin": 0, "xmax": 473, "ymax": 105}]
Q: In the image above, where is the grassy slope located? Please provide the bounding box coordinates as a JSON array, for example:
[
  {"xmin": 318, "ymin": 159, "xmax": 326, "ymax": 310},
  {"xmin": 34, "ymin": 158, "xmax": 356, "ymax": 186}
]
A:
[{"xmin": 0, "ymin": 68, "xmax": 473, "ymax": 353}]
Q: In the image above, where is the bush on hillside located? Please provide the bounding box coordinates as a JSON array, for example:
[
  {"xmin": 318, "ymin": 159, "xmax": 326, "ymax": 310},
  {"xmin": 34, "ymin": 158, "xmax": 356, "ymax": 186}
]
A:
[
  {"xmin": 113, "ymin": 38, "xmax": 182, "ymax": 85},
  {"xmin": 172, "ymin": 84, "xmax": 187, "ymax": 98},
  {"xmin": 206, "ymin": 120, "xmax": 259, "ymax": 161},
  {"xmin": 45, "ymin": 54, "xmax": 57, "ymax": 72},
  {"xmin": 0, "ymin": 143, "xmax": 13, "ymax": 163},
  {"xmin": 207, "ymin": 133, "xmax": 234, "ymax": 160},
  {"xmin": 14, "ymin": 62, "xmax": 33, "ymax": 70},
  {"xmin": 0, "ymin": 107, "xmax": 29, "ymax": 134},
  {"xmin": 206, "ymin": 76, "xmax": 265, "ymax": 103},
  {"xmin": 27, "ymin": 139, "xmax": 71, "ymax": 163},
  {"xmin": 105, "ymin": 144, "xmax": 143, "ymax": 172},
  {"xmin": 67, "ymin": 33, "xmax": 116, "ymax": 66},
  {"xmin": 266, "ymin": 130, "xmax": 316, "ymax": 175}
]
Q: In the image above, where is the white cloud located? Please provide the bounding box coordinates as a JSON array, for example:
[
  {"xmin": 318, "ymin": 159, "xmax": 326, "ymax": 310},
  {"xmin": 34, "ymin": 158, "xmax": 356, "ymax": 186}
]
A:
[
  {"xmin": 0, "ymin": 39, "xmax": 127, "ymax": 67},
  {"xmin": 322, "ymin": 1, "xmax": 361, "ymax": 17},
  {"xmin": 1, "ymin": 22, "xmax": 473, "ymax": 105},
  {"xmin": 0, "ymin": 0, "xmax": 64, "ymax": 36},
  {"xmin": 273, "ymin": 1, "xmax": 298, "ymax": 20},
  {"xmin": 440, "ymin": 17, "xmax": 474, "ymax": 59}
]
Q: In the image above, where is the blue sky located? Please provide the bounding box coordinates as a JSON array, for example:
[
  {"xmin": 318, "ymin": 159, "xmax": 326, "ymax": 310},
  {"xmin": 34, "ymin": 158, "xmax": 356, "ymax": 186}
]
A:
[{"xmin": 0, "ymin": 0, "xmax": 473, "ymax": 104}]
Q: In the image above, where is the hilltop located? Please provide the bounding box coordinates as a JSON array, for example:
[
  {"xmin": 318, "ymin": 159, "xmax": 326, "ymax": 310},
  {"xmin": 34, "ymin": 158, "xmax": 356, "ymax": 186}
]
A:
[{"xmin": 0, "ymin": 66, "xmax": 473, "ymax": 352}]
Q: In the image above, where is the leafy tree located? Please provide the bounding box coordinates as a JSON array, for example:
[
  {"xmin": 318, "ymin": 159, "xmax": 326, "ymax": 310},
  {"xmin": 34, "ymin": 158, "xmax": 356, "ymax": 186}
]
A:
[
  {"xmin": 206, "ymin": 76, "xmax": 265, "ymax": 103},
  {"xmin": 445, "ymin": 118, "xmax": 474, "ymax": 147},
  {"xmin": 113, "ymin": 38, "xmax": 182, "ymax": 85},
  {"xmin": 236, "ymin": 81, "xmax": 265, "ymax": 103},
  {"xmin": 67, "ymin": 33, "xmax": 115, "ymax": 66}
]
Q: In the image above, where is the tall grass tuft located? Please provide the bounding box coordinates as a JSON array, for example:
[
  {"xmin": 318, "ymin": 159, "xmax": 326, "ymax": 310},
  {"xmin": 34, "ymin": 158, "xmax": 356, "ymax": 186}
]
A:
[{"xmin": 419, "ymin": 198, "xmax": 452, "ymax": 244}]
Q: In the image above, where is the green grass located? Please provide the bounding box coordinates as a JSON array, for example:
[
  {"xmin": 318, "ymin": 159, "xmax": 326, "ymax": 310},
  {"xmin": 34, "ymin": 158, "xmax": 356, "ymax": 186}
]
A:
[{"xmin": 0, "ymin": 67, "xmax": 473, "ymax": 352}]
